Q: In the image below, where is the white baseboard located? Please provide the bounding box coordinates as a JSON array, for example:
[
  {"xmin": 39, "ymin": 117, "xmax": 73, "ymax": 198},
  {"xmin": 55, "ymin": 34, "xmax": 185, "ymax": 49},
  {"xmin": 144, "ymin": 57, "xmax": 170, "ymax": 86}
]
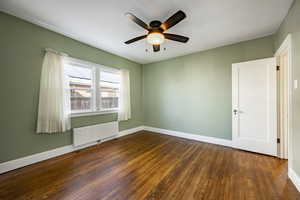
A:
[
  {"xmin": 0, "ymin": 145, "xmax": 74, "ymax": 174},
  {"xmin": 289, "ymin": 168, "xmax": 300, "ymax": 192},
  {"xmin": 144, "ymin": 126, "xmax": 232, "ymax": 147},
  {"xmin": 0, "ymin": 126, "xmax": 144, "ymax": 174},
  {"xmin": 118, "ymin": 126, "xmax": 144, "ymax": 137},
  {"xmin": 4, "ymin": 124, "xmax": 298, "ymax": 193}
]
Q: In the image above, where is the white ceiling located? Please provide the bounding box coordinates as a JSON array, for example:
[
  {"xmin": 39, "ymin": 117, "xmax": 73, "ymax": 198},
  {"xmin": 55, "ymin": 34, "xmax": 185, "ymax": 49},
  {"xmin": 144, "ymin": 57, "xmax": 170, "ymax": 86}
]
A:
[{"xmin": 0, "ymin": 0, "xmax": 293, "ymax": 64}]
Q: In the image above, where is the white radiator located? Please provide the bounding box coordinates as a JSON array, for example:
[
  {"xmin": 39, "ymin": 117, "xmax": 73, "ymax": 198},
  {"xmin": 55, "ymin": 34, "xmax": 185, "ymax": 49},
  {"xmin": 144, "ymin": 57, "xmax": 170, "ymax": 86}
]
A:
[{"xmin": 73, "ymin": 121, "xmax": 119, "ymax": 147}]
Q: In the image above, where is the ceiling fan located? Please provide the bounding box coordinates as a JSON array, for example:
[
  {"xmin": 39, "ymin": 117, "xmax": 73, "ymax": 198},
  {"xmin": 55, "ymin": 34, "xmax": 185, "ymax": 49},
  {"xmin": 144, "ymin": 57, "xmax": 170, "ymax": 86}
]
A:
[{"xmin": 124, "ymin": 10, "xmax": 189, "ymax": 52}]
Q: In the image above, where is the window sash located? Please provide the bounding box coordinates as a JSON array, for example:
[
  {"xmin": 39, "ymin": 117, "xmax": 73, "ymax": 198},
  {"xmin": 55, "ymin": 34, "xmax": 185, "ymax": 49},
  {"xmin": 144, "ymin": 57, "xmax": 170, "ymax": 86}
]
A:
[
  {"xmin": 98, "ymin": 70, "xmax": 120, "ymax": 111},
  {"xmin": 64, "ymin": 57, "xmax": 120, "ymax": 114}
]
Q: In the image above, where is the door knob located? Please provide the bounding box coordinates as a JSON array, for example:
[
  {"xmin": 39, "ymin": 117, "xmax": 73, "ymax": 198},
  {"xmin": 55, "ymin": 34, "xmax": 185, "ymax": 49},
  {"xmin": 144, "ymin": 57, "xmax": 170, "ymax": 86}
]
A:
[{"xmin": 233, "ymin": 109, "xmax": 238, "ymax": 115}]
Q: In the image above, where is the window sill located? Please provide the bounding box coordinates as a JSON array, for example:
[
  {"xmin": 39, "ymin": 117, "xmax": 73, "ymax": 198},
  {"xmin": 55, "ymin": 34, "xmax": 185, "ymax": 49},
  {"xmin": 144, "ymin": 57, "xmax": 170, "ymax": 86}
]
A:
[{"xmin": 71, "ymin": 110, "xmax": 118, "ymax": 118}]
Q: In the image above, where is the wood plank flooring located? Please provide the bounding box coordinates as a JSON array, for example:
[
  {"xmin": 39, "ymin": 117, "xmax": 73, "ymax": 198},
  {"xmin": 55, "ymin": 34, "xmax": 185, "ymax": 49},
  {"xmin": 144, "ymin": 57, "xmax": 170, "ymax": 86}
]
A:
[{"xmin": 0, "ymin": 131, "xmax": 299, "ymax": 200}]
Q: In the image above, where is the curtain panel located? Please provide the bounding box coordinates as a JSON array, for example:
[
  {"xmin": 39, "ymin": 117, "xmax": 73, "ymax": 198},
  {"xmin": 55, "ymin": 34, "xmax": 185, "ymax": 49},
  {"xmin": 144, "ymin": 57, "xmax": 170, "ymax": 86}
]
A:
[
  {"xmin": 36, "ymin": 50, "xmax": 71, "ymax": 133},
  {"xmin": 118, "ymin": 69, "xmax": 131, "ymax": 121}
]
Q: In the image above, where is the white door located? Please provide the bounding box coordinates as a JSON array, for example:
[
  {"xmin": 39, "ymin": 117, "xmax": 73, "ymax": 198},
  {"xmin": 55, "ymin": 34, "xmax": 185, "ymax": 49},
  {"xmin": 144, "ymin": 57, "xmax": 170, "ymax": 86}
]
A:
[{"xmin": 232, "ymin": 58, "xmax": 277, "ymax": 156}]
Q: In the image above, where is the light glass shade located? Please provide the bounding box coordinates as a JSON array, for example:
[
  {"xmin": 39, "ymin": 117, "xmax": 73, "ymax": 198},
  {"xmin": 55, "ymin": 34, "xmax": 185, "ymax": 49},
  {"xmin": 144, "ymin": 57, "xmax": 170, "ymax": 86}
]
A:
[{"xmin": 147, "ymin": 33, "xmax": 165, "ymax": 45}]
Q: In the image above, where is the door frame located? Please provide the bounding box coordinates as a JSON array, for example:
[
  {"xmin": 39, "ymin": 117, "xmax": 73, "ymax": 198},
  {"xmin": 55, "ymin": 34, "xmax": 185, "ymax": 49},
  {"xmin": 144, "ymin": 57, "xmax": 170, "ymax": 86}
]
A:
[{"xmin": 275, "ymin": 34, "xmax": 293, "ymax": 166}]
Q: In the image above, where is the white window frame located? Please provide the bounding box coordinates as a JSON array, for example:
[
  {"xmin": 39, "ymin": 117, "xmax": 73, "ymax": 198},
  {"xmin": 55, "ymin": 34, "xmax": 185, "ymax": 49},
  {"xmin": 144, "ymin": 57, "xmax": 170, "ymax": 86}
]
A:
[{"xmin": 64, "ymin": 57, "xmax": 120, "ymax": 118}]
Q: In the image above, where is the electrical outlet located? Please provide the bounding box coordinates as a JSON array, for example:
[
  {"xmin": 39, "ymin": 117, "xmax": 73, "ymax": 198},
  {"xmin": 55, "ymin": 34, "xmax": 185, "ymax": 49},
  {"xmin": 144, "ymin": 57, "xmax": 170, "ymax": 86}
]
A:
[{"xmin": 294, "ymin": 80, "xmax": 298, "ymax": 89}]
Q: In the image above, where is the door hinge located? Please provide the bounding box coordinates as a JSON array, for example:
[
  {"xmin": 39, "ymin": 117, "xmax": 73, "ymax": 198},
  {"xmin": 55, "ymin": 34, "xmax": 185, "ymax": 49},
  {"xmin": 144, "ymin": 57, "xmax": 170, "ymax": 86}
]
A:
[
  {"xmin": 277, "ymin": 66, "xmax": 280, "ymax": 71},
  {"xmin": 277, "ymin": 138, "xmax": 280, "ymax": 143}
]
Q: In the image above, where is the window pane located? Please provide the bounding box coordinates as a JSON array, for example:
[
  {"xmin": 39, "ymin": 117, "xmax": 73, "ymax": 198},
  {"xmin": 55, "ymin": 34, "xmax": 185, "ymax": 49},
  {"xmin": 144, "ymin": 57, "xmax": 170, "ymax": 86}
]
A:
[
  {"xmin": 71, "ymin": 89, "xmax": 92, "ymax": 112},
  {"xmin": 100, "ymin": 89, "xmax": 119, "ymax": 109},
  {"xmin": 64, "ymin": 63, "xmax": 94, "ymax": 112},
  {"xmin": 65, "ymin": 64, "xmax": 92, "ymax": 88},
  {"xmin": 100, "ymin": 70, "xmax": 120, "ymax": 110},
  {"xmin": 100, "ymin": 71, "xmax": 120, "ymax": 83}
]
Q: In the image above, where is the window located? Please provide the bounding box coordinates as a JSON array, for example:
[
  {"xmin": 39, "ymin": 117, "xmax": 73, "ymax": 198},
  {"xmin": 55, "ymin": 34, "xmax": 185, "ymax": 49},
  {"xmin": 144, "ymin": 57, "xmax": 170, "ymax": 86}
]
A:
[
  {"xmin": 64, "ymin": 58, "xmax": 120, "ymax": 115},
  {"xmin": 64, "ymin": 64, "xmax": 94, "ymax": 113},
  {"xmin": 99, "ymin": 70, "xmax": 120, "ymax": 110}
]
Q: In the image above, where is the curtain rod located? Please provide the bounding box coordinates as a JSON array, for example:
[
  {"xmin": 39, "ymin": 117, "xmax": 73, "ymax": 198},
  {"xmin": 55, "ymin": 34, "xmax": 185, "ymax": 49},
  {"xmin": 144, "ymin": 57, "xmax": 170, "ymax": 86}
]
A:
[{"xmin": 44, "ymin": 48, "xmax": 68, "ymax": 57}]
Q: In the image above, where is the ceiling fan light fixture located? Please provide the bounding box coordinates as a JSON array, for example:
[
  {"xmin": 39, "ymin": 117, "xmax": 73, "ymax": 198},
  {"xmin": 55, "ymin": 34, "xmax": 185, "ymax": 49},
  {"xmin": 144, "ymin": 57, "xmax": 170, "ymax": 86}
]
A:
[
  {"xmin": 124, "ymin": 10, "xmax": 189, "ymax": 52},
  {"xmin": 147, "ymin": 32, "xmax": 165, "ymax": 45}
]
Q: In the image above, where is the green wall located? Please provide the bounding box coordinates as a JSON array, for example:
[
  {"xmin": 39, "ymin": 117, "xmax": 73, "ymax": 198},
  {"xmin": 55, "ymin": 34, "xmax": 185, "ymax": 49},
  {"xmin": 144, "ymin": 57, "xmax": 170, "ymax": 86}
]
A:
[
  {"xmin": 143, "ymin": 36, "xmax": 274, "ymax": 140},
  {"xmin": 1, "ymin": 4, "xmax": 297, "ymax": 167},
  {"xmin": 0, "ymin": 12, "xmax": 143, "ymax": 163},
  {"xmin": 274, "ymin": 0, "xmax": 300, "ymax": 177}
]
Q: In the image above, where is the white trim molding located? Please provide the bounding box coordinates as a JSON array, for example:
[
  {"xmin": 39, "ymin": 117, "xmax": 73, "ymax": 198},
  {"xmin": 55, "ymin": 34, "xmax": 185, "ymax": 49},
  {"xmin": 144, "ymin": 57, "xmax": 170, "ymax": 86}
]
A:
[
  {"xmin": 275, "ymin": 34, "xmax": 292, "ymax": 57},
  {"xmin": 3, "ymin": 124, "xmax": 300, "ymax": 194},
  {"xmin": 0, "ymin": 126, "xmax": 144, "ymax": 174},
  {"xmin": 289, "ymin": 168, "xmax": 300, "ymax": 192},
  {"xmin": 0, "ymin": 145, "xmax": 74, "ymax": 174},
  {"xmin": 274, "ymin": 34, "xmax": 293, "ymax": 165},
  {"xmin": 118, "ymin": 126, "xmax": 144, "ymax": 138},
  {"xmin": 0, "ymin": 125, "xmax": 231, "ymax": 174},
  {"xmin": 144, "ymin": 126, "xmax": 232, "ymax": 147}
]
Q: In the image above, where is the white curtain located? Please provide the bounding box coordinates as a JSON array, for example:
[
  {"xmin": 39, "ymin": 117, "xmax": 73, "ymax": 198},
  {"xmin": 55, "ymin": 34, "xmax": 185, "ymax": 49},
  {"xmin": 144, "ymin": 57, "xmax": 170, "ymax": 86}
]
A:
[
  {"xmin": 36, "ymin": 50, "xmax": 71, "ymax": 133},
  {"xmin": 118, "ymin": 69, "xmax": 131, "ymax": 121}
]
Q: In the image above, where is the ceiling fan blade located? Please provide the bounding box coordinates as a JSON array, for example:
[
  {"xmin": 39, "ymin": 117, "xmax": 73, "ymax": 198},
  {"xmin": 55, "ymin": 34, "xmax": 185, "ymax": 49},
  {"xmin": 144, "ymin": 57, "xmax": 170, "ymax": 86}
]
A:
[
  {"xmin": 125, "ymin": 13, "xmax": 149, "ymax": 30},
  {"xmin": 164, "ymin": 33, "xmax": 189, "ymax": 43},
  {"xmin": 153, "ymin": 44, "xmax": 160, "ymax": 52},
  {"xmin": 160, "ymin": 10, "xmax": 186, "ymax": 31},
  {"xmin": 125, "ymin": 35, "xmax": 147, "ymax": 44}
]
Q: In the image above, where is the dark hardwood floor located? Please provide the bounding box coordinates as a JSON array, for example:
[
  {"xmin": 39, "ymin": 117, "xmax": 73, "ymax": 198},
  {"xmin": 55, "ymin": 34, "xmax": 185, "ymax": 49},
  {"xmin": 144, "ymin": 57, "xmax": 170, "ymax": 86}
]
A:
[{"xmin": 0, "ymin": 131, "xmax": 299, "ymax": 200}]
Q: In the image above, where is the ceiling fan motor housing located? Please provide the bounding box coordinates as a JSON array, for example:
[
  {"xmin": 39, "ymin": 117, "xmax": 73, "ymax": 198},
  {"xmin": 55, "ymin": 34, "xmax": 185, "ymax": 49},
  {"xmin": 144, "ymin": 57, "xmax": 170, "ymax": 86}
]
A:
[{"xmin": 150, "ymin": 20, "xmax": 162, "ymax": 28}]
